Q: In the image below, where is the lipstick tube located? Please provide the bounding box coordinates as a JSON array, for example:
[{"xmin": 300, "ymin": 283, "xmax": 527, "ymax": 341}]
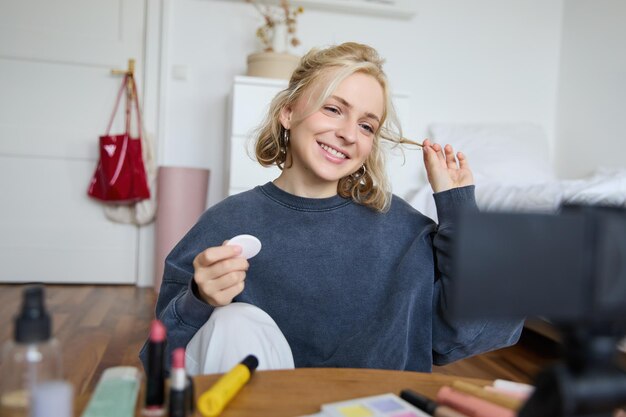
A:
[
  {"xmin": 143, "ymin": 320, "xmax": 166, "ymax": 416},
  {"xmin": 169, "ymin": 348, "xmax": 188, "ymax": 417}
]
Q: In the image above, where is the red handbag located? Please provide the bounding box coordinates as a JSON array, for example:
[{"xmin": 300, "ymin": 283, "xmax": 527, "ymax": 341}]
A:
[{"xmin": 87, "ymin": 74, "xmax": 151, "ymax": 203}]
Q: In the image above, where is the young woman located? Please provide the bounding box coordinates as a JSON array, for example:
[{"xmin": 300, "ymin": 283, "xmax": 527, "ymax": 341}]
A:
[{"xmin": 141, "ymin": 42, "xmax": 522, "ymax": 375}]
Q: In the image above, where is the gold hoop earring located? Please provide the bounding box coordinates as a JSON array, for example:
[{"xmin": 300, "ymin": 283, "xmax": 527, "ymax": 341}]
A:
[
  {"xmin": 280, "ymin": 128, "xmax": 289, "ymax": 155},
  {"xmin": 352, "ymin": 164, "xmax": 367, "ymax": 180}
]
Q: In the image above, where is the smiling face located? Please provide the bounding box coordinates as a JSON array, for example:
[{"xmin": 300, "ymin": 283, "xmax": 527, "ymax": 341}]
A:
[{"xmin": 276, "ymin": 71, "xmax": 385, "ymax": 197}]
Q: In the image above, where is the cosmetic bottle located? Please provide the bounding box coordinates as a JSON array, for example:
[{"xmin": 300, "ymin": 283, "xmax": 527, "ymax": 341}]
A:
[{"xmin": 0, "ymin": 286, "xmax": 64, "ymax": 417}]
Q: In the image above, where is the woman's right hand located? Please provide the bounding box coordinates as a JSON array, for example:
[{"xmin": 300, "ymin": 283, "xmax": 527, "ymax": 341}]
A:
[{"xmin": 192, "ymin": 242, "xmax": 249, "ymax": 307}]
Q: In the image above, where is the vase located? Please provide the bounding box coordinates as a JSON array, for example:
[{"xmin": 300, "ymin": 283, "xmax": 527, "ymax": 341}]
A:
[
  {"xmin": 272, "ymin": 22, "xmax": 288, "ymax": 54},
  {"xmin": 246, "ymin": 51, "xmax": 300, "ymax": 80}
]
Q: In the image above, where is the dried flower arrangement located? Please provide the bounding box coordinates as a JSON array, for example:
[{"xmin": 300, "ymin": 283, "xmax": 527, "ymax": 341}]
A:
[{"xmin": 246, "ymin": 0, "xmax": 303, "ymax": 53}]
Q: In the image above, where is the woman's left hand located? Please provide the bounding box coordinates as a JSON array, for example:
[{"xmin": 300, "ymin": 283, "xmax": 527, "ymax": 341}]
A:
[{"xmin": 422, "ymin": 139, "xmax": 474, "ymax": 193}]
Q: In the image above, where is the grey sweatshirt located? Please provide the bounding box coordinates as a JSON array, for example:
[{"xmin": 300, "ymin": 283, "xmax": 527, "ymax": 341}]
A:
[{"xmin": 140, "ymin": 182, "xmax": 522, "ymax": 371}]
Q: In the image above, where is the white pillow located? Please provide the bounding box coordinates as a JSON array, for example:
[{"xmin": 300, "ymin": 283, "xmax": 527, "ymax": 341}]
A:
[{"xmin": 428, "ymin": 123, "xmax": 556, "ymax": 185}]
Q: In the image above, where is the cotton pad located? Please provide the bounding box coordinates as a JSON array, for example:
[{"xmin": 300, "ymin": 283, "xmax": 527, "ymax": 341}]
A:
[{"xmin": 227, "ymin": 234, "xmax": 262, "ymax": 259}]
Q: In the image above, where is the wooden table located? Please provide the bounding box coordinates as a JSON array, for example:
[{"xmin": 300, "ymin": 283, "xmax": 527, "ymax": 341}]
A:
[{"xmin": 189, "ymin": 368, "xmax": 491, "ymax": 417}]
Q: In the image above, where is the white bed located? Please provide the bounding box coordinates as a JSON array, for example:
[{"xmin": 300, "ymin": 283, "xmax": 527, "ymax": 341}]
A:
[{"xmin": 405, "ymin": 123, "xmax": 626, "ymax": 222}]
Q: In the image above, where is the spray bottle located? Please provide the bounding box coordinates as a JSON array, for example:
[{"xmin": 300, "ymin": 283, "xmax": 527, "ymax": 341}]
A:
[{"xmin": 0, "ymin": 286, "xmax": 70, "ymax": 417}]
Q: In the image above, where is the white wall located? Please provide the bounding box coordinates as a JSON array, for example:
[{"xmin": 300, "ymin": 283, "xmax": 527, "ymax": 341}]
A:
[
  {"xmin": 162, "ymin": 0, "xmax": 564, "ymax": 207},
  {"xmin": 554, "ymin": 0, "xmax": 626, "ymax": 178}
]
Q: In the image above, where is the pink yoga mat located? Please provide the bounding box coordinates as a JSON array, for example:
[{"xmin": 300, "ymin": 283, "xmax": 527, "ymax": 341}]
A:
[{"xmin": 154, "ymin": 166, "xmax": 210, "ymax": 292}]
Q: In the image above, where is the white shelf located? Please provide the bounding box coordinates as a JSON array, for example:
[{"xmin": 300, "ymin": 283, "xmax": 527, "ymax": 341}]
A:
[
  {"xmin": 294, "ymin": 0, "xmax": 415, "ymax": 19},
  {"xmin": 248, "ymin": 0, "xmax": 416, "ymax": 19}
]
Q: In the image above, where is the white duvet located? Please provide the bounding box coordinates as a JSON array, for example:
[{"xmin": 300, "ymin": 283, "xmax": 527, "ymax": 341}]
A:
[{"xmin": 408, "ymin": 167, "xmax": 626, "ymax": 222}]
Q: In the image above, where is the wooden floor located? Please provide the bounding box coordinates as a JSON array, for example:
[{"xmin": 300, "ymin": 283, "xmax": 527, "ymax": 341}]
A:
[{"xmin": 0, "ymin": 284, "xmax": 559, "ymax": 416}]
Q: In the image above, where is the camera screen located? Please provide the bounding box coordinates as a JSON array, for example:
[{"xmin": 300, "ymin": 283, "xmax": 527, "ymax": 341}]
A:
[{"xmin": 451, "ymin": 206, "xmax": 626, "ymax": 322}]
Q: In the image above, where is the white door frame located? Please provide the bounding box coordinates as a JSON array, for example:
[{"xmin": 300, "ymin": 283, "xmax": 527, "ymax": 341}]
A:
[{"xmin": 136, "ymin": 0, "xmax": 171, "ymax": 287}]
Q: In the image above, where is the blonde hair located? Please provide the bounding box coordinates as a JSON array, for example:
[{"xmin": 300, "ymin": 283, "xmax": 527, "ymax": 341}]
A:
[{"xmin": 255, "ymin": 42, "xmax": 406, "ymax": 212}]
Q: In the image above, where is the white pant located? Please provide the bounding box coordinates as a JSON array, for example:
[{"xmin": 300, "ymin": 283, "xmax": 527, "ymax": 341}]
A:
[{"xmin": 185, "ymin": 302, "xmax": 295, "ymax": 375}]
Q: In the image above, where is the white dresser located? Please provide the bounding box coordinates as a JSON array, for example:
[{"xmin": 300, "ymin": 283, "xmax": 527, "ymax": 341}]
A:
[
  {"xmin": 226, "ymin": 76, "xmax": 423, "ymax": 199},
  {"xmin": 226, "ymin": 76, "xmax": 285, "ymax": 197}
]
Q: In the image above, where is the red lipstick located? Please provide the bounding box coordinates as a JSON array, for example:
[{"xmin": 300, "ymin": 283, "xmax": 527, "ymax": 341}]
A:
[
  {"xmin": 143, "ymin": 319, "xmax": 166, "ymax": 415},
  {"xmin": 169, "ymin": 348, "xmax": 189, "ymax": 417}
]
